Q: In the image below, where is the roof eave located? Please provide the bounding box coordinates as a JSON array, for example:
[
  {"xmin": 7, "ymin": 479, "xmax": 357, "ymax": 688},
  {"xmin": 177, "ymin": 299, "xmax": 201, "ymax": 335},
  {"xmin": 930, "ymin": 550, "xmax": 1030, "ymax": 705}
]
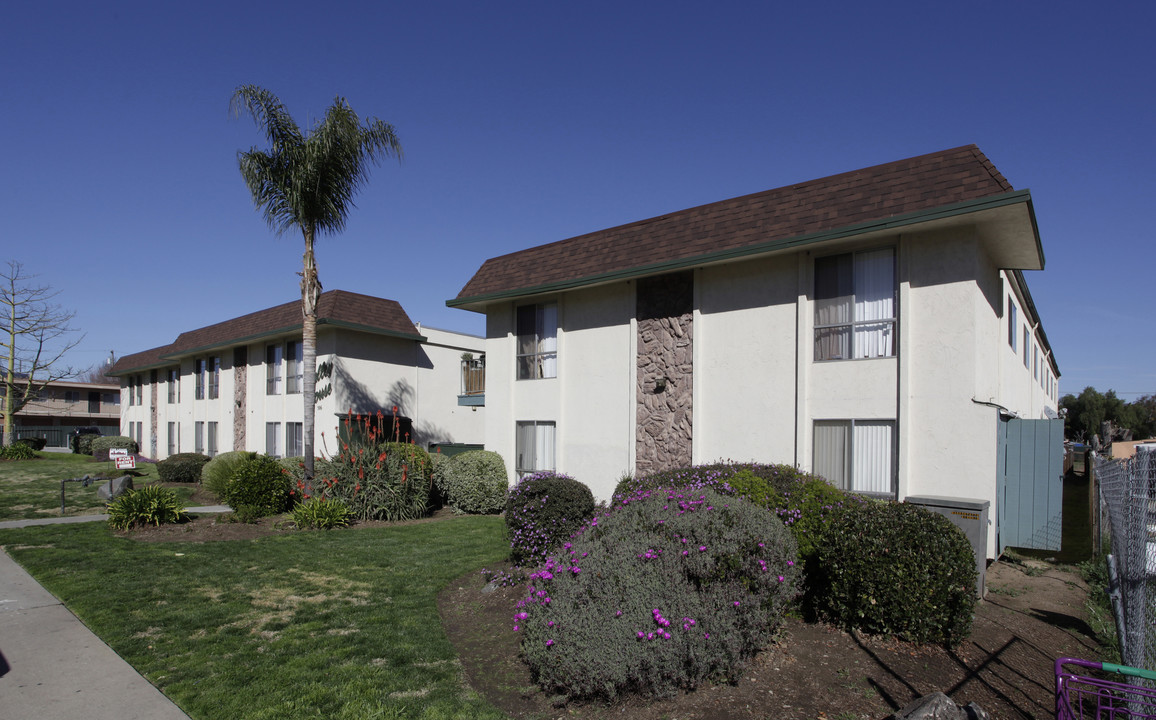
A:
[{"xmin": 448, "ymin": 189, "xmax": 1042, "ymax": 312}]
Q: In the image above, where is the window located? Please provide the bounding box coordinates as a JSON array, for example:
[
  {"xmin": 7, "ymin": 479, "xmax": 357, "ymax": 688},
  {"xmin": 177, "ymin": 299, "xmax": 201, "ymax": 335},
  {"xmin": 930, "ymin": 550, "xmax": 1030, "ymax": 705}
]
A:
[
  {"xmin": 1008, "ymin": 298, "xmax": 1017, "ymax": 350},
  {"xmin": 167, "ymin": 368, "xmax": 179, "ymax": 403},
  {"xmin": 209, "ymin": 356, "xmax": 220, "ymax": 399},
  {"xmin": 516, "ymin": 303, "xmax": 558, "ymax": 379},
  {"xmin": 813, "ymin": 420, "xmax": 894, "ymax": 495},
  {"xmin": 167, "ymin": 422, "xmax": 178, "ymax": 456},
  {"xmin": 1022, "ymin": 326, "xmax": 1030, "ymax": 369},
  {"xmin": 516, "ymin": 421, "xmax": 556, "ymax": 478},
  {"xmin": 266, "ymin": 344, "xmax": 283, "ymax": 395},
  {"xmin": 64, "ymin": 390, "xmax": 80, "ymax": 403},
  {"xmin": 194, "ymin": 422, "xmax": 204, "ymax": 454},
  {"xmin": 102, "ymin": 393, "xmax": 117, "ymax": 406},
  {"xmin": 1033, "ymin": 345, "xmax": 1039, "ymax": 381},
  {"xmin": 266, "ymin": 422, "xmax": 282, "ymax": 458},
  {"xmin": 194, "ymin": 359, "xmax": 205, "ymax": 400},
  {"xmin": 814, "ymin": 248, "xmax": 896, "ymax": 361},
  {"xmin": 207, "ymin": 422, "xmax": 218, "ymax": 457},
  {"xmin": 135, "ymin": 375, "xmax": 143, "ymax": 405},
  {"xmin": 126, "ymin": 377, "xmax": 134, "ymax": 407},
  {"xmin": 287, "ymin": 422, "xmax": 303, "ymax": 457},
  {"xmin": 286, "ymin": 341, "xmax": 303, "ymax": 394},
  {"xmin": 135, "ymin": 421, "xmax": 143, "ymax": 448}
]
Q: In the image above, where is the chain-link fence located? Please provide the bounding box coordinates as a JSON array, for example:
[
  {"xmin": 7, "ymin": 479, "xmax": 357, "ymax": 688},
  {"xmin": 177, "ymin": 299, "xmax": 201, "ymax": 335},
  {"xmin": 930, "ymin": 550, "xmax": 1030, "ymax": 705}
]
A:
[{"xmin": 1095, "ymin": 448, "xmax": 1156, "ymax": 672}]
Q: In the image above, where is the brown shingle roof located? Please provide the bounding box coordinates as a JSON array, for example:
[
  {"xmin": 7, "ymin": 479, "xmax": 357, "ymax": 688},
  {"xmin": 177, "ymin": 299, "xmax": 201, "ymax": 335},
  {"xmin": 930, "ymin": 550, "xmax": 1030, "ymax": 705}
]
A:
[
  {"xmin": 107, "ymin": 345, "xmax": 177, "ymax": 376},
  {"xmin": 452, "ymin": 145, "xmax": 1017, "ymax": 305},
  {"xmin": 108, "ymin": 291, "xmax": 421, "ymax": 374}
]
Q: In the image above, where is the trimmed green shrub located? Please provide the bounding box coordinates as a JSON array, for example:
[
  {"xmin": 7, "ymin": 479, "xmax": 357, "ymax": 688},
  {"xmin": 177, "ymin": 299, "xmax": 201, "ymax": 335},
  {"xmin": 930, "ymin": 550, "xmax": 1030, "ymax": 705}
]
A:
[
  {"xmin": 518, "ymin": 487, "xmax": 800, "ymax": 701},
  {"xmin": 92, "ymin": 435, "xmax": 140, "ymax": 461},
  {"xmin": 724, "ymin": 469, "xmax": 786, "ymax": 509},
  {"xmin": 202, "ymin": 451, "xmax": 258, "ymax": 497},
  {"xmin": 292, "ymin": 497, "xmax": 354, "ymax": 529},
  {"xmin": 775, "ymin": 476, "xmax": 859, "ymax": 560},
  {"xmin": 0, "ymin": 443, "xmax": 37, "ymax": 460},
  {"xmin": 443, "ymin": 450, "xmax": 508, "ymax": 514},
  {"xmin": 14, "ymin": 437, "xmax": 47, "ymax": 451},
  {"xmin": 810, "ymin": 500, "xmax": 977, "ymax": 646},
  {"xmin": 505, "ymin": 472, "xmax": 596, "ymax": 566},
  {"xmin": 73, "ymin": 432, "xmax": 101, "ymax": 455},
  {"xmin": 221, "ymin": 455, "xmax": 293, "ymax": 518},
  {"xmin": 157, "ymin": 453, "xmax": 210, "ymax": 483},
  {"xmin": 107, "ymin": 485, "xmax": 190, "ymax": 530}
]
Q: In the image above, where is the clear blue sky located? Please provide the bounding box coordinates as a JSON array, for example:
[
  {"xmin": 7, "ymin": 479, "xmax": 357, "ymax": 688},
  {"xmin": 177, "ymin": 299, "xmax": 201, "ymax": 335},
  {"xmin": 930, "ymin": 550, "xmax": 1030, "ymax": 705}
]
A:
[{"xmin": 4, "ymin": 1, "xmax": 1152, "ymax": 398}]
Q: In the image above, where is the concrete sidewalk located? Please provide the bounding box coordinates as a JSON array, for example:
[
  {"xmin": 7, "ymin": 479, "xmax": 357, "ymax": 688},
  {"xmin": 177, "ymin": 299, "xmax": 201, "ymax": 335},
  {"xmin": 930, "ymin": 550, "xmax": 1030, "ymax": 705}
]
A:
[
  {"xmin": 0, "ymin": 507, "xmax": 229, "ymax": 718},
  {"xmin": 0, "ymin": 548, "xmax": 192, "ymax": 720}
]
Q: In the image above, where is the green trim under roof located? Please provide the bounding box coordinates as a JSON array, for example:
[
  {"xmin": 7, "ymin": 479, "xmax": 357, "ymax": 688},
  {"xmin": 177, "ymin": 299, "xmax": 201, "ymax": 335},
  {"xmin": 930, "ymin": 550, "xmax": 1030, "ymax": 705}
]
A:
[{"xmin": 448, "ymin": 189, "xmax": 1040, "ymax": 309}]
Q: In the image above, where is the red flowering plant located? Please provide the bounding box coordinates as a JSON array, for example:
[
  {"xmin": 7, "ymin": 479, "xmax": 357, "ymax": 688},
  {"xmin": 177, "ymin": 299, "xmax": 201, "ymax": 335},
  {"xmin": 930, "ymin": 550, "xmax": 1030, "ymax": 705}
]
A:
[{"xmin": 307, "ymin": 409, "xmax": 434, "ymax": 521}]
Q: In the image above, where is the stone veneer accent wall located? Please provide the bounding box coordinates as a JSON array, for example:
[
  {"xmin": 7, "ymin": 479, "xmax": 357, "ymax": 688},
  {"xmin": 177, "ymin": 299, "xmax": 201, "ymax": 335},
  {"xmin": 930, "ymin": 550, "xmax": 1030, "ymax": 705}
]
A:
[
  {"xmin": 636, "ymin": 271, "xmax": 693, "ymax": 476},
  {"xmin": 233, "ymin": 347, "xmax": 247, "ymax": 450},
  {"xmin": 149, "ymin": 370, "xmax": 158, "ymax": 458}
]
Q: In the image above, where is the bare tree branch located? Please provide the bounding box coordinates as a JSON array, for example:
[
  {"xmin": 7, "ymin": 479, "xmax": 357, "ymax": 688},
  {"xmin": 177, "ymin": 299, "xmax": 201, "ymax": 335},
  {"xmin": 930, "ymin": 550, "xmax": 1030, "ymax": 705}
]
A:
[{"xmin": 2, "ymin": 260, "xmax": 85, "ymax": 445}]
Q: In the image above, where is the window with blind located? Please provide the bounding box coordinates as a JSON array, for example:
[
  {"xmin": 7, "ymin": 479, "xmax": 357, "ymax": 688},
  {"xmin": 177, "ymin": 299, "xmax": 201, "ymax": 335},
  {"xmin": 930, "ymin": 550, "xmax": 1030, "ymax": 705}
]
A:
[
  {"xmin": 266, "ymin": 422, "xmax": 281, "ymax": 458},
  {"xmin": 814, "ymin": 248, "xmax": 896, "ymax": 361},
  {"xmin": 813, "ymin": 420, "xmax": 895, "ymax": 495},
  {"xmin": 516, "ymin": 303, "xmax": 558, "ymax": 380},
  {"xmin": 516, "ymin": 420, "xmax": 556, "ymax": 478},
  {"xmin": 286, "ymin": 341, "xmax": 303, "ymax": 394}
]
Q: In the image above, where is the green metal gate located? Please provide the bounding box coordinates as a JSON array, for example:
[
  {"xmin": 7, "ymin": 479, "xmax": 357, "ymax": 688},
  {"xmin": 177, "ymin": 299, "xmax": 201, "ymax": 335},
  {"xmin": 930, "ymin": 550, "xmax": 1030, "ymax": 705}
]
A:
[{"xmin": 997, "ymin": 417, "xmax": 1064, "ymax": 553}]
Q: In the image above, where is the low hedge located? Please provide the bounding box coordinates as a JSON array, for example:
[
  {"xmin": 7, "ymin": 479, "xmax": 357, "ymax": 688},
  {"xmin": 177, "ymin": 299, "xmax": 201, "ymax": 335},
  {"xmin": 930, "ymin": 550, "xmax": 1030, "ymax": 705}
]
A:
[
  {"xmin": 442, "ymin": 450, "xmax": 508, "ymax": 514},
  {"xmin": 221, "ymin": 455, "xmax": 293, "ymax": 519},
  {"xmin": 14, "ymin": 437, "xmax": 47, "ymax": 451},
  {"xmin": 157, "ymin": 453, "xmax": 211, "ymax": 483},
  {"xmin": 92, "ymin": 436, "xmax": 140, "ymax": 461},
  {"xmin": 809, "ymin": 500, "xmax": 978, "ymax": 646}
]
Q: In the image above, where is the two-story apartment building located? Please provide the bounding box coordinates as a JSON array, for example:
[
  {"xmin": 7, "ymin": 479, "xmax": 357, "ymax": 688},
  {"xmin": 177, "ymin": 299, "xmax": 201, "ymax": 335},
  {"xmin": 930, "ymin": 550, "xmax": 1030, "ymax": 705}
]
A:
[
  {"xmin": 1, "ymin": 377, "xmax": 120, "ymax": 446},
  {"xmin": 110, "ymin": 290, "xmax": 483, "ymax": 460},
  {"xmin": 451, "ymin": 145, "xmax": 1061, "ymax": 559}
]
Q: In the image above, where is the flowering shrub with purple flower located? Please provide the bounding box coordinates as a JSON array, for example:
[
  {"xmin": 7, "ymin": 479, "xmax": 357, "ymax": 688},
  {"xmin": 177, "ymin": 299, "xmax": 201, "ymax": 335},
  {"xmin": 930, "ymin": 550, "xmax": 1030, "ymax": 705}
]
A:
[
  {"xmin": 505, "ymin": 471, "xmax": 595, "ymax": 566},
  {"xmin": 517, "ymin": 486, "xmax": 799, "ymax": 701}
]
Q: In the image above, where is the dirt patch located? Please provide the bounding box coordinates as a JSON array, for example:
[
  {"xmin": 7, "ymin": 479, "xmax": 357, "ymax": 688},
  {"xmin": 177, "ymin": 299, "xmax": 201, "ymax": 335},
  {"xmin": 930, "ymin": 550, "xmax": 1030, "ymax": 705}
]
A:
[{"xmin": 438, "ymin": 557, "xmax": 1103, "ymax": 719}]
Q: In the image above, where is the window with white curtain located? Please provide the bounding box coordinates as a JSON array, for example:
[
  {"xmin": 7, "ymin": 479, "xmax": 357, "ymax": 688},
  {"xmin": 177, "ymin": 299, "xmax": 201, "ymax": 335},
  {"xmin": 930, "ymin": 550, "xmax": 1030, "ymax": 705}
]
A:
[
  {"xmin": 287, "ymin": 422, "xmax": 303, "ymax": 457},
  {"xmin": 814, "ymin": 248, "xmax": 896, "ymax": 361},
  {"xmin": 266, "ymin": 422, "xmax": 281, "ymax": 458},
  {"xmin": 207, "ymin": 422, "xmax": 218, "ymax": 457},
  {"xmin": 813, "ymin": 420, "xmax": 894, "ymax": 495},
  {"xmin": 266, "ymin": 344, "xmax": 283, "ymax": 395},
  {"xmin": 516, "ymin": 303, "xmax": 558, "ymax": 379},
  {"xmin": 516, "ymin": 421, "xmax": 556, "ymax": 477},
  {"xmin": 286, "ymin": 341, "xmax": 303, "ymax": 394},
  {"xmin": 194, "ymin": 422, "xmax": 204, "ymax": 454}
]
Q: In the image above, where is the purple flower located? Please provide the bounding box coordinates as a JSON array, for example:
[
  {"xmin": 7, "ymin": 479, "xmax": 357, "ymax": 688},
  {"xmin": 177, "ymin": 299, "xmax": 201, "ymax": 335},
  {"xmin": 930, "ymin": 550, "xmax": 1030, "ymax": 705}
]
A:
[{"xmin": 546, "ymin": 639, "xmax": 554, "ymax": 647}]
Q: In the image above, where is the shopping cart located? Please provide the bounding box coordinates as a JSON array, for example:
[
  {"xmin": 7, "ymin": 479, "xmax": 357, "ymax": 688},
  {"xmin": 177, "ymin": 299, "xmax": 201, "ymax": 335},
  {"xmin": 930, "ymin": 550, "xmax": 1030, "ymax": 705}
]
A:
[{"xmin": 1056, "ymin": 657, "xmax": 1156, "ymax": 719}]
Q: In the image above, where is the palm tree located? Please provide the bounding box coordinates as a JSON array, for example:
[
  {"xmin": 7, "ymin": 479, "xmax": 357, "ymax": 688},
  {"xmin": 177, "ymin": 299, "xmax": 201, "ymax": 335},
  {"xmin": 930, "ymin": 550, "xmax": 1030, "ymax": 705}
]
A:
[{"xmin": 231, "ymin": 85, "xmax": 402, "ymax": 483}]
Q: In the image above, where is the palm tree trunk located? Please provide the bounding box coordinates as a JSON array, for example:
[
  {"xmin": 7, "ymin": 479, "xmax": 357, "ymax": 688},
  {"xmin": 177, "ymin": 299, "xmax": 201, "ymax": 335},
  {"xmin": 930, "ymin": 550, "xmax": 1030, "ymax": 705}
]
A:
[{"xmin": 301, "ymin": 230, "xmax": 320, "ymax": 488}]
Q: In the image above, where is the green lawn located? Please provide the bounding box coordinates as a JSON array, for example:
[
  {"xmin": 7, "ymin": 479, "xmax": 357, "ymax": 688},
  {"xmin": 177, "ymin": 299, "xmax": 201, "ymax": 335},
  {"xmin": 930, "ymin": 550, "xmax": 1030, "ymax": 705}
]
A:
[
  {"xmin": 0, "ymin": 516, "xmax": 510, "ymax": 719},
  {"xmin": 0, "ymin": 453, "xmax": 193, "ymax": 520}
]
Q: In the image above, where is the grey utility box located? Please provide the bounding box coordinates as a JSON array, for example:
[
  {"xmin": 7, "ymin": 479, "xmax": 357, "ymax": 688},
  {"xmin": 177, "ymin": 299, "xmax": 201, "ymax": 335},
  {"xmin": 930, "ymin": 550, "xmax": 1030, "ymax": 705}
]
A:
[{"xmin": 904, "ymin": 496, "xmax": 990, "ymax": 599}]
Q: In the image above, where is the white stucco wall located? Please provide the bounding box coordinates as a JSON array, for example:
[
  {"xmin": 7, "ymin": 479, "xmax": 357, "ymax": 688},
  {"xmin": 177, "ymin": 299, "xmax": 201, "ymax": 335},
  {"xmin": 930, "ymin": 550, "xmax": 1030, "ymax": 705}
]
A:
[{"xmin": 695, "ymin": 256, "xmax": 799, "ymax": 465}]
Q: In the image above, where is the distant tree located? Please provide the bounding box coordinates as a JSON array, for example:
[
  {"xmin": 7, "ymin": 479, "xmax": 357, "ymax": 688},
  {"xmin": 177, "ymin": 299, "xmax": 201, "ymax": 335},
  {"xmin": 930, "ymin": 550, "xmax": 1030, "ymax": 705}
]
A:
[
  {"xmin": 1, "ymin": 261, "xmax": 84, "ymax": 445},
  {"xmin": 78, "ymin": 352, "xmax": 118, "ymax": 384},
  {"xmin": 231, "ymin": 85, "xmax": 402, "ymax": 483},
  {"xmin": 1060, "ymin": 386, "xmax": 1156, "ymax": 442}
]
